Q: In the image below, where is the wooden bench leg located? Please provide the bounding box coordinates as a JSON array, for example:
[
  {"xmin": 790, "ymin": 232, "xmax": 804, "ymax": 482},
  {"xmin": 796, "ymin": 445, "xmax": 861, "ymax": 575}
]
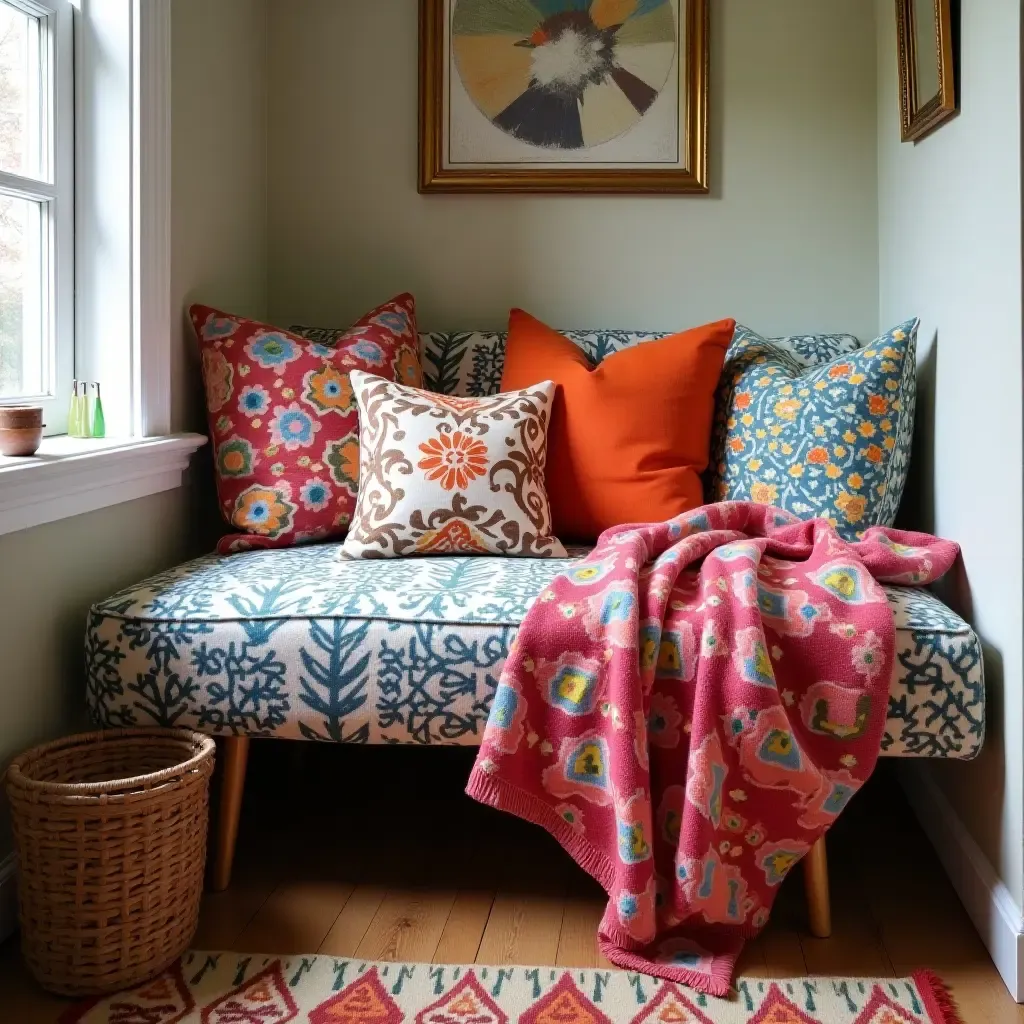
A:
[
  {"xmin": 804, "ymin": 835, "xmax": 832, "ymax": 938},
  {"xmin": 210, "ymin": 735, "xmax": 250, "ymax": 892}
]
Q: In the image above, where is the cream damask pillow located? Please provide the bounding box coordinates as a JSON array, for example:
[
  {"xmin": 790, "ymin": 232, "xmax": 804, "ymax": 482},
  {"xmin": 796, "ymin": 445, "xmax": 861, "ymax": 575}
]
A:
[{"xmin": 344, "ymin": 371, "xmax": 566, "ymax": 558}]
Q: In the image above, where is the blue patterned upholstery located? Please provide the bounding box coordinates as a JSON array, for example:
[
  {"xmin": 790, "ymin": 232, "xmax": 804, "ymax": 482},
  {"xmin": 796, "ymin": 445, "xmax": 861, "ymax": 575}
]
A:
[
  {"xmin": 86, "ymin": 545, "xmax": 983, "ymax": 758},
  {"xmin": 87, "ymin": 328, "xmax": 982, "ymax": 760}
]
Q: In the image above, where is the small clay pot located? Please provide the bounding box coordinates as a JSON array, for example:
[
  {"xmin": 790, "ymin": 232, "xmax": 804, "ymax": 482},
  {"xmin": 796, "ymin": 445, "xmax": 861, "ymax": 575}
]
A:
[
  {"xmin": 0, "ymin": 406, "xmax": 43, "ymax": 429},
  {"xmin": 0, "ymin": 425, "xmax": 44, "ymax": 456},
  {"xmin": 0, "ymin": 409, "xmax": 44, "ymax": 458},
  {"xmin": 0, "ymin": 407, "xmax": 44, "ymax": 456}
]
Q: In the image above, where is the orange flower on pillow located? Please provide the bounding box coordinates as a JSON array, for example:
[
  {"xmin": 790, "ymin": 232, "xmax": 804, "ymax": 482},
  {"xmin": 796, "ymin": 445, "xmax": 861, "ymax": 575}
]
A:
[
  {"xmin": 231, "ymin": 485, "xmax": 295, "ymax": 538},
  {"xmin": 304, "ymin": 366, "xmax": 353, "ymax": 414},
  {"xmin": 836, "ymin": 490, "xmax": 867, "ymax": 524},
  {"xmin": 393, "ymin": 346, "xmax": 423, "ymax": 389},
  {"xmin": 750, "ymin": 482, "xmax": 779, "ymax": 504},
  {"xmin": 418, "ymin": 431, "xmax": 489, "ymax": 491}
]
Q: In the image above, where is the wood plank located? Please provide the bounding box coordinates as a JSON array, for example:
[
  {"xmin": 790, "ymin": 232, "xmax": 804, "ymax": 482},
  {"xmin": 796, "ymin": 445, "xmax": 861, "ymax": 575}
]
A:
[
  {"xmin": 927, "ymin": 966, "xmax": 1024, "ymax": 1024},
  {"xmin": 476, "ymin": 892, "xmax": 565, "ymax": 965},
  {"xmin": 798, "ymin": 915, "xmax": 894, "ymax": 978},
  {"xmin": 757, "ymin": 879, "xmax": 808, "ymax": 976},
  {"xmin": 234, "ymin": 880, "xmax": 355, "ymax": 954},
  {"xmin": 194, "ymin": 802, "xmax": 293, "ymax": 950},
  {"xmin": 852, "ymin": 817, "xmax": 994, "ymax": 970},
  {"xmin": 353, "ymin": 887, "xmax": 457, "ymax": 963},
  {"xmin": 797, "ymin": 862, "xmax": 894, "ymax": 979},
  {"xmin": 758, "ymin": 922, "xmax": 808, "ymax": 977},
  {"xmin": 733, "ymin": 935, "xmax": 769, "ymax": 978},
  {"xmin": 193, "ymin": 879, "xmax": 278, "ymax": 951},
  {"xmin": 318, "ymin": 885, "xmax": 389, "ymax": 957},
  {"xmin": 435, "ymin": 890, "xmax": 494, "ymax": 963},
  {"xmin": 555, "ymin": 895, "xmax": 612, "ymax": 969}
]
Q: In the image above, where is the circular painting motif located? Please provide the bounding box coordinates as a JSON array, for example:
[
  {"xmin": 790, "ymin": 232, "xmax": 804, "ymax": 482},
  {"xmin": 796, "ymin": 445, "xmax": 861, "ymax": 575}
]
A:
[{"xmin": 452, "ymin": 0, "xmax": 678, "ymax": 151}]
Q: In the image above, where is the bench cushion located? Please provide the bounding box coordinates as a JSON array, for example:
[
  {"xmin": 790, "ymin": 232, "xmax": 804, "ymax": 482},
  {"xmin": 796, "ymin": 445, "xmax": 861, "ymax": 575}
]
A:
[{"xmin": 86, "ymin": 546, "xmax": 984, "ymax": 759}]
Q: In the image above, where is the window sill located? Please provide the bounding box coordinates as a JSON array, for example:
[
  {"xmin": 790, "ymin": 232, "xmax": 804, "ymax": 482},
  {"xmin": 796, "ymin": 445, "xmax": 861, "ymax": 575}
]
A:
[{"xmin": 0, "ymin": 433, "xmax": 207, "ymax": 537}]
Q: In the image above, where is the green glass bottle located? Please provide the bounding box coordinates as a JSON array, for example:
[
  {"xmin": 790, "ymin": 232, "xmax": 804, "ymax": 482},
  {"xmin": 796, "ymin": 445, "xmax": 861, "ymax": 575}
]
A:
[{"xmin": 91, "ymin": 383, "xmax": 106, "ymax": 438}]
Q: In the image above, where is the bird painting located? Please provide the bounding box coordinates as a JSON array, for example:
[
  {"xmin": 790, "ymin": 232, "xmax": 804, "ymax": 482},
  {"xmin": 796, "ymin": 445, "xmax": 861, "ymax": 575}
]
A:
[{"xmin": 452, "ymin": 0, "xmax": 678, "ymax": 150}]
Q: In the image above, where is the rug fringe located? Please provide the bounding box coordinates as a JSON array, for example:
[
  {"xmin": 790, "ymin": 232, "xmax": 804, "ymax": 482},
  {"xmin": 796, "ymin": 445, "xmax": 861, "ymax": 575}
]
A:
[{"xmin": 913, "ymin": 969, "xmax": 966, "ymax": 1024}]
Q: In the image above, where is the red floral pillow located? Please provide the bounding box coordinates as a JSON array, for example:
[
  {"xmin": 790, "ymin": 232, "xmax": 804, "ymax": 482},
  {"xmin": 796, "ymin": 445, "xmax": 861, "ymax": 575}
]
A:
[{"xmin": 191, "ymin": 293, "xmax": 421, "ymax": 554}]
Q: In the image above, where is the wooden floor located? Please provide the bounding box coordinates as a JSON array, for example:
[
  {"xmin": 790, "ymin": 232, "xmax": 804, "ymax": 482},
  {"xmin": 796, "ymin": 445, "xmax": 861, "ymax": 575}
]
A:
[{"xmin": 1, "ymin": 743, "xmax": 1019, "ymax": 1022}]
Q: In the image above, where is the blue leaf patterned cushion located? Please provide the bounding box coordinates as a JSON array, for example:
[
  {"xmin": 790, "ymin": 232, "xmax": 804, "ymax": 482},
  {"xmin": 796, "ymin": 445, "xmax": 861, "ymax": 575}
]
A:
[
  {"xmin": 85, "ymin": 545, "xmax": 982, "ymax": 757},
  {"xmin": 709, "ymin": 321, "xmax": 917, "ymax": 540}
]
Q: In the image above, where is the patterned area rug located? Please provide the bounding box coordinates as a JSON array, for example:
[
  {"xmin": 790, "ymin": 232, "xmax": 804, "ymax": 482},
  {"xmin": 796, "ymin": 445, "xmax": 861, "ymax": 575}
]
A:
[{"xmin": 61, "ymin": 951, "xmax": 963, "ymax": 1023}]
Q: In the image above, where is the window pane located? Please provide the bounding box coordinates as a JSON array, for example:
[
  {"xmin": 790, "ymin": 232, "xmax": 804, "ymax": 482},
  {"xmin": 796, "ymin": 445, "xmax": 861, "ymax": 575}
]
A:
[
  {"xmin": 0, "ymin": 193, "xmax": 44, "ymax": 399},
  {"xmin": 0, "ymin": 2, "xmax": 40, "ymax": 178}
]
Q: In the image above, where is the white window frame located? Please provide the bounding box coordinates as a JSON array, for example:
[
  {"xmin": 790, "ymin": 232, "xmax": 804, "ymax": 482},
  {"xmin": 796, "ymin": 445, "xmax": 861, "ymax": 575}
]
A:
[
  {"xmin": 0, "ymin": 0, "xmax": 205, "ymax": 537},
  {"xmin": 76, "ymin": 0, "xmax": 170, "ymax": 438},
  {"xmin": 0, "ymin": 0, "xmax": 74, "ymax": 434}
]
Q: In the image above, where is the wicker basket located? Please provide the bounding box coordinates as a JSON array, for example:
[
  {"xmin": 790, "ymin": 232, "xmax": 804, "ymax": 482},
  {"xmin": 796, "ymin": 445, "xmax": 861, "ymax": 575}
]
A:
[{"xmin": 4, "ymin": 728, "xmax": 216, "ymax": 996}]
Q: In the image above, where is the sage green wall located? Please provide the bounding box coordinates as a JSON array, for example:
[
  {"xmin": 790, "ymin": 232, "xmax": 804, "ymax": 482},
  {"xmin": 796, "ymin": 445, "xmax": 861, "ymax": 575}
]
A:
[
  {"xmin": 266, "ymin": 0, "xmax": 879, "ymax": 340},
  {"xmin": 171, "ymin": 0, "xmax": 269, "ymax": 435},
  {"xmin": 876, "ymin": 0, "xmax": 1024, "ymax": 902},
  {"xmin": 0, "ymin": 492, "xmax": 198, "ymax": 850},
  {"xmin": 0, "ymin": 0, "xmax": 269, "ymax": 856}
]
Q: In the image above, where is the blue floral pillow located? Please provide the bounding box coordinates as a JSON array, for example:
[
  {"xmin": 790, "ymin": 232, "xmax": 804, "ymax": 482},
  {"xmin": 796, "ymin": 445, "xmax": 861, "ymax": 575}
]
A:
[{"xmin": 709, "ymin": 321, "xmax": 918, "ymax": 539}]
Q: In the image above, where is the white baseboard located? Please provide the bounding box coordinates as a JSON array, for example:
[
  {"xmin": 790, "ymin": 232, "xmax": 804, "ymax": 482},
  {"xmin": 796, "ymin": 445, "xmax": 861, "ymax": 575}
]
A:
[
  {"xmin": 0, "ymin": 854, "xmax": 16, "ymax": 945},
  {"xmin": 899, "ymin": 763, "xmax": 1024, "ymax": 1001}
]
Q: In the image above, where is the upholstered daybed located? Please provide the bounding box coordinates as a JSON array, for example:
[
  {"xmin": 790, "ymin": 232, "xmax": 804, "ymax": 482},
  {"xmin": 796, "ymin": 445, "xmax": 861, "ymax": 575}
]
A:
[{"xmin": 84, "ymin": 329, "xmax": 985, "ymax": 940}]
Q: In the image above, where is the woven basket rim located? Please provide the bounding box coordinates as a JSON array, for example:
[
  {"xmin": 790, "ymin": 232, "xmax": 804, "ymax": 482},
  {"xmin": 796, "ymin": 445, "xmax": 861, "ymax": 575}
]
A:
[{"xmin": 5, "ymin": 727, "xmax": 216, "ymax": 795}]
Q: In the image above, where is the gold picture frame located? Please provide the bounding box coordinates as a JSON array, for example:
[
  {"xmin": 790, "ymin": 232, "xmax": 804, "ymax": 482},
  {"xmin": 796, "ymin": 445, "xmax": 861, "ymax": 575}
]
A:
[
  {"xmin": 419, "ymin": 0, "xmax": 709, "ymax": 194},
  {"xmin": 895, "ymin": 0, "xmax": 957, "ymax": 143}
]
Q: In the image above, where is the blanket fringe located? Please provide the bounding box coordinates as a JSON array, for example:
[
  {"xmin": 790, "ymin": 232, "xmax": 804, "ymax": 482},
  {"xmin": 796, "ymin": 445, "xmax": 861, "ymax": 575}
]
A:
[
  {"xmin": 601, "ymin": 939, "xmax": 733, "ymax": 999},
  {"xmin": 913, "ymin": 970, "xmax": 966, "ymax": 1024}
]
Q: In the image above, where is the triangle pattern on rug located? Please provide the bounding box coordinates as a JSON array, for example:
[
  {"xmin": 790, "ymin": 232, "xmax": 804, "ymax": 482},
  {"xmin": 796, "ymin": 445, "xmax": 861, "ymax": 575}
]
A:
[
  {"xmin": 201, "ymin": 961, "xmax": 298, "ymax": 1023},
  {"xmin": 309, "ymin": 966, "xmax": 404, "ymax": 1024},
  {"xmin": 748, "ymin": 984, "xmax": 822, "ymax": 1024},
  {"xmin": 415, "ymin": 972, "xmax": 509, "ymax": 1024},
  {"xmin": 60, "ymin": 961, "xmax": 196, "ymax": 1024},
  {"xmin": 852, "ymin": 986, "xmax": 924, "ymax": 1024},
  {"xmin": 518, "ymin": 973, "xmax": 612, "ymax": 1024},
  {"xmin": 56, "ymin": 952, "xmax": 960, "ymax": 1024},
  {"xmin": 629, "ymin": 982, "xmax": 717, "ymax": 1024}
]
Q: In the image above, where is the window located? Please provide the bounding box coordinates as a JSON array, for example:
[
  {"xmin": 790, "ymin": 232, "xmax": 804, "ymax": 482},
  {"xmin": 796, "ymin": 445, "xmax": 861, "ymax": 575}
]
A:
[
  {"xmin": 0, "ymin": 1, "xmax": 206, "ymax": 536},
  {"xmin": 0, "ymin": 0, "xmax": 72, "ymax": 434}
]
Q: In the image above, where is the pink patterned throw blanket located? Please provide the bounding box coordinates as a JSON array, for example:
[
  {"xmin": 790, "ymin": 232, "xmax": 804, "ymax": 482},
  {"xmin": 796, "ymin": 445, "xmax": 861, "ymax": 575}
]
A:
[{"xmin": 466, "ymin": 502, "xmax": 958, "ymax": 996}]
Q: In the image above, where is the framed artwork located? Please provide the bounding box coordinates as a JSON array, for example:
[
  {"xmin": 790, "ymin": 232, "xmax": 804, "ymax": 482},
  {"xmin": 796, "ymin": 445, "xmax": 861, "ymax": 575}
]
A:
[
  {"xmin": 419, "ymin": 0, "xmax": 709, "ymax": 194},
  {"xmin": 895, "ymin": 0, "xmax": 957, "ymax": 143}
]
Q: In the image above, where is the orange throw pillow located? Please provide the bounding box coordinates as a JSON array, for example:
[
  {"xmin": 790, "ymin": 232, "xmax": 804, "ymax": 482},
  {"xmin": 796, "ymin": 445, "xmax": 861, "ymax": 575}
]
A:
[{"xmin": 501, "ymin": 310, "xmax": 735, "ymax": 541}]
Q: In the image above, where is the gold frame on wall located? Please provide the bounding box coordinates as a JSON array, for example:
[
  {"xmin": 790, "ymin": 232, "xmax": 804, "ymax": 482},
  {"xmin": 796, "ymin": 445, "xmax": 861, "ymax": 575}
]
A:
[
  {"xmin": 895, "ymin": 0, "xmax": 957, "ymax": 143},
  {"xmin": 419, "ymin": 0, "xmax": 709, "ymax": 194}
]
